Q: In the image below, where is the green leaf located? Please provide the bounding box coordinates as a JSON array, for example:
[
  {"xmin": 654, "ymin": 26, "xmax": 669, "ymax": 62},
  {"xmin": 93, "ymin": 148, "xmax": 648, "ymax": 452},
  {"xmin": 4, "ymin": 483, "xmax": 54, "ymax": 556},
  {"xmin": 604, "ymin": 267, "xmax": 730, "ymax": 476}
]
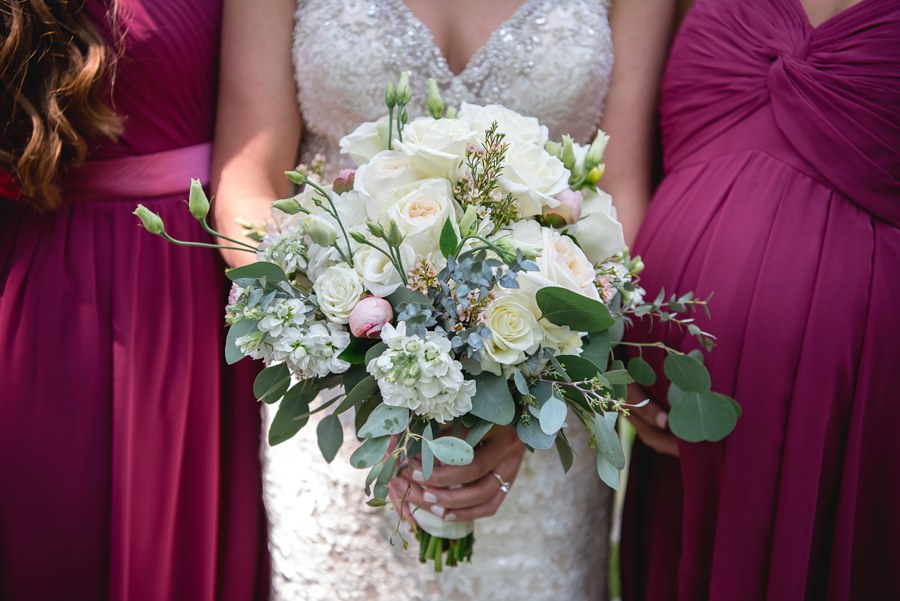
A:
[
  {"xmin": 253, "ymin": 363, "xmax": 291, "ymax": 403},
  {"xmin": 421, "ymin": 424, "xmax": 435, "ymax": 480},
  {"xmin": 464, "ymin": 418, "xmax": 493, "ymax": 447},
  {"xmin": 225, "ymin": 261, "xmax": 287, "ymax": 284},
  {"xmin": 557, "ymin": 355, "xmax": 603, "ymax": 381},
  {"xmin": 581, "ymin": 331, "xmax": 611, "ymax": 372},
  {"xmin": 538, "ymin": 396, "xmax": 568, "ymax": 435},
  {"xmin": 668, "ymin": 391, "xmax": 738, "ymax": 442},
  {"xmin": 439, "ymin": 216, "xmax": 459, "ymax": 258},
  {"xmin": 358, "ymin": 404, "xmax": 409, "ymax": 438},
  {"xmin": 555, "ymin": 434, "xmax": 575, "ymax": 473},
  {"xmin": 341, "ymin": 364, "xmax": 367, "ymax": 396},
  {"xmin": 349, "ymin": 435, "xmax": 391, "ymax": 469},
  {"xmin": 596, "ymin": 453, "xmax": 620, "ymax": 490},
  {"xmin": 268, "ymin": 391, "xmax": 314, "ymax": 446},
  {"xmin": 425, "ymin": 436, "xmax": 475, "ymax": 466},
  {"xmin": 604, "ymin": 369, "xmax": 634, "ymax": 386},
  {"xmin": 469, "ymin": 373, "xmax": 514, "ymax": 425},
  {"xmin": 225, "ymin": 319, "xmax": 257, "ymax": 365},
  {"xmin": 664, "ymin": 352, "xmax": 711, "ymax": 392},
  {"xmin": 364, "ymin": 342, "xmax": 388, "ymax": 366},
  {"xmin": 375, "ymin": 453, "xmax": 398, "ymax": 487},
  {"xmin": 592, "ymin": 412, "xmax": 626, "ymax": 470},
  {"xmin": 338, "ymin": 337, "xmax": 376, "ymax": 365},
  {"xmin": 517, "ymin": 418, "xmax": 555, "ymax": 450},
  {"xmin": 316, "ymin": 414, "xmax": 344, "ymax": 463},
  {"xmin": 536, "ymin": 287, "xmax": 615, "ymax": 332},
  {"xmin": 668, "ymin": 381, "xmax": 687, "ymax": 405},
  {"xmin": 333, "ymin": 375, "xmax": 378, "ymax": 415},
  {"xmin": 610, "ymin": 359, "xmax": 627, "ymax": 399},
  {"xmin": 386, "ymin": 287, "xmax": 432, "ymax": 311},
  {"xmin": 627, "ymin": 357, "xmax": 657, "ymax": 387}
]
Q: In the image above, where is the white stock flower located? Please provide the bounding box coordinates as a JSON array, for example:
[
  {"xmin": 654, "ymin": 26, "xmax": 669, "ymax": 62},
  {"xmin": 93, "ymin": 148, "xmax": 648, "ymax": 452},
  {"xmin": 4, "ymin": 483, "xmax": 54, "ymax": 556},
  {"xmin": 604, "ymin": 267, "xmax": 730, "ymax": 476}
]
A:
[
  {"xmin": 499, "ymin": 142, "xmax": 570, "ymax": 217},
  {"xmin": 340, "ymin": 116, "xmax": 391, "ymax": 166},
  {"xmin": 384, "ymin": 178, "xmax": 458, "ymax": 254},
  {"xmin": 355, "ymin": 150, "xmax": 421, "ymax": 215},
  {"xmin": 353, "ymin": 241, "xmax": 417, "ymax": 297},
  {"xmin": 258, "ymin": 298, "xmax": 310, "ymax": 337},
  {"xmin": 395, "ymin": 116, "xmax": 478, "ymax": 181},
  {"xmin": 564, "ymin": 188, "xmax": 625, "ymax": 264},
  {"xmin": 457, "ymin": 103, "xmax": 549, "ymax": 147},
  {"xmin": 280, "ymin": 321, "xmax": 351, "ymax": 378},
  {"xmin": 367, "ymin": 322, "xmax": 475, "ymax": 423},
  {"xmin": 314, "ymin": 265, "xmax": 365, "ymax": 324},
  {"xmin": 479, "ymin": 293, "xmax": 542, "ymax": 376}
]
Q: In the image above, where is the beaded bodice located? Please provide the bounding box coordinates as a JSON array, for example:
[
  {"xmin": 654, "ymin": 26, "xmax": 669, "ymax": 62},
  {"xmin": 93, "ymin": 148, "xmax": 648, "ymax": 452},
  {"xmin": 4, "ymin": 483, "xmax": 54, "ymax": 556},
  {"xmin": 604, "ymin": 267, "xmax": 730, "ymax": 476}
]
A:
[{"xmin": 293, "ymin": 0, "xmax": 612, "ymax": 172}]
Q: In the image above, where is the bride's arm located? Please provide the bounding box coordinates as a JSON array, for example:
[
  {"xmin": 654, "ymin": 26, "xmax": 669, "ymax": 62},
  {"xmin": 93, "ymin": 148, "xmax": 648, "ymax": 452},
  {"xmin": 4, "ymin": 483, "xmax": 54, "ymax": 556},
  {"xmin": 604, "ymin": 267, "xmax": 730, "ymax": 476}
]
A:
[
  {"xmin": 211, "ymin": 0, "xmax": 301, "ymax": 268},
  {"xmin": 599, "ymin": 0, "xmax": 678, "ymax": 247}
]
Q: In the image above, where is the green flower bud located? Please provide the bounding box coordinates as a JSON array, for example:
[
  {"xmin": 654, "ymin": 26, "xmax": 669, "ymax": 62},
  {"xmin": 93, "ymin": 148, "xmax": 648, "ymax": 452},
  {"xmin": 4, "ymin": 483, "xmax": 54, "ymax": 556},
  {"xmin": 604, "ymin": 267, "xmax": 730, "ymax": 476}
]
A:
[
  {"xmin": 134, "ymin": 204, "xmax": 165, "ymax": 235},
  {"xmin": 585, "ymin": 164, "xmax": 605, "ymax": 185},
  {"xmin": 303, "ymin": 215, "xmax": 338, "ymax": 246},
  {"xmin": 284, "ymin": 170, "xmax": 306, "ymax": 186},
  {"xmin": 350, "ymin": 231, "xmax": 369, "ymax": 244},
  {"xmin": 585, "ymin": 130, "xmax": 610, "ymax": 170},
  {"xmin": 385, "ymin": 82, "xmax": 397, "ymax": 108},
  {"xmin": 426, "ymin": 78, "xmax": 444, "ymax": 119},
  {"xmin": 386, "ymin": 219, "xmax": 404, "ymax": 246},
  {"xmin": 395, "ymin": 71, "xmax": 411, "ymax": 106},
  {"xmin": 458, "ymin": 205, "xmax": 478, "ymax": 238},
  {"xmin": 561, "ymin": 135, "xmax": 577, "ymax": 170},
  {"xmin": 545, "ymin": 140, "xmax": 563, "ymax": 158},
  {"xmin": 272, "ymin": 197, "xmax": 302, "ymax": 214},
  {"xmin": 367, "ymin": 222, "xmax": 386, "ymax": 239},
  {"xmin": 188, "ymin": 178, "xmax": 210, "ymax": 220},
  {"xmin": 444, "ymin": 106, "xmax": 458, "ymax": 119},
  {"xmin": 493, "ymin": 235, "xmax": 542, "ymax": 263}
]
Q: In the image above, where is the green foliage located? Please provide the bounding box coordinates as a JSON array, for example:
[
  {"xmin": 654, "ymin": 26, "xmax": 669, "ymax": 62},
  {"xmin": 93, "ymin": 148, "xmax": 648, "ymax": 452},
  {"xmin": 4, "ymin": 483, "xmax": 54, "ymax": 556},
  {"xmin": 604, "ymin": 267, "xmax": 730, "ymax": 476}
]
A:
[
  {"xmin": 596, "ymin": 454, "xmax": 620, "ymax": 491},
  {"xmin": 592, "ymin": 412, "xmax": 625, "ymax": 470},
  {"xmin": 627, "ymin": 357, "xmax": 657, "ymax": 387},
  {"xmin": 225, "ymin": 261, "xmax": 287, "ymax": 284},
  {"xmin": 469, "ymin": 373, "xmax": 515, "ymax": 425},
  {"xmin": 253, "ymin": 363, "xmax": 291, "ymax": 403},
  {"xmin": 538, "ymin": 396, "xmax": 567, "ymax": 435},
  {"xmin": 224, "ymin": 319, "xmax": 256, "ymax": 365},
  {"xmin": 316, "ymin": 415, "xmax": 344, "ymax": 463},
  {"xmin": 517, "ymin": 418, "xmax": 555, "ymax": 450},
  {"xmin": 464, "ymin": 419, "xmax": 493, "ymax": 447},
  {"xmin": 338, "ymin": 337, "xmax": 377, "ymax": 365},
  {"xmin": 555, "ymin": 434, "xmax": 575, "ymax": 473},
  {"xmin": 421, "ymin": 423, "xmax": 435, "ymax": 480},
  {"xmin": 581, "ymin": 331, "xmax": 611, "ymax": 372},
  {"xmin": 349, "ymin": 436, "xmax": 391, "ymax": 469},
  {"xmin": 358, "ymin": 404, "xmax": 409, "ymax": 438},
  {"xmin": 332, "ymin": 375, "xmax": 378, "ymax": 416},
  {"xmin": 536, "ymin": 287, "xmax": 615, "ymax": 332},
  {"xmin": 439, "ymin": 217, "xmax": 459, "ymax": 258},
  {"xmin": 425, "ymin": 437, "xmax": 475, "ymax": 466},
  {"xmin": 268, "ymin": 384, "xmax": 318, "ymax": 445},
  {"xmin": 386, "ymin": 287, "xmax": 432, "ymax": 311},
  {"xmin": 668, "ymin": 391, "xmax": 738, "ymax": 442}
]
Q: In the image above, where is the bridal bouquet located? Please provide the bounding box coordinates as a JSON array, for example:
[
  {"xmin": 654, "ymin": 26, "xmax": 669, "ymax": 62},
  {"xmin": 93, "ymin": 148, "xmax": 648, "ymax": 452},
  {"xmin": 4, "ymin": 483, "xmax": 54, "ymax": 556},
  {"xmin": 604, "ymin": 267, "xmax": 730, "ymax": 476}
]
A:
[{"xmin": 135, "ymin": 73, "xmax": 739, "ymax": 570}]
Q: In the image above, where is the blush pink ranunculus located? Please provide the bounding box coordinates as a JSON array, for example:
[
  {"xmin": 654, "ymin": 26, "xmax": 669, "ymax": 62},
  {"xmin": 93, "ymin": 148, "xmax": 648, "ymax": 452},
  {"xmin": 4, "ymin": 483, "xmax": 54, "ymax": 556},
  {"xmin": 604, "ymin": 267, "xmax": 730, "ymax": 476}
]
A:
[{"xmin": 349, "ymin": 296, "xmax": 393, "ymax": 339}]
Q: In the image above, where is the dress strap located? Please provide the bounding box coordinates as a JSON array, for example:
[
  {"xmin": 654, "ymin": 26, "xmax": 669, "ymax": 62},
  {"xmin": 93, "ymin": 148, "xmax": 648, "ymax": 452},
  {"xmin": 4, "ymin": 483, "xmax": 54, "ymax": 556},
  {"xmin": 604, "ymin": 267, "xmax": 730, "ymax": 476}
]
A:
[{"xmin": 61, "ymin": 142, "xmax": 212, "ymax": 202}]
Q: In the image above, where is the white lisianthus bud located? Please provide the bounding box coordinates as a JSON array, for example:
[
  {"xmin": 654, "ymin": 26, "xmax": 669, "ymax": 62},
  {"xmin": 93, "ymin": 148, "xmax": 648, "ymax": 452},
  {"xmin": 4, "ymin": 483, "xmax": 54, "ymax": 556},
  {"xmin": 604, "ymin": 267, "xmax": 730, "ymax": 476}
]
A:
[
  {"xmin": 561, "ymin": 135, "xmax": 577, "ymax": 170},
  {"xmin": 427, "ymin": 78, "xmax": 444, "ymax": 119},
  {"xmin": 188, "ymin": 178, "xmax": 210, "ymax": 220},
  {"xmin": 134, "ymin": 204, "xmax": 165, "ymax": 235},
  {"xmin": 396, "ymin": 71, "xmax": 411, "ymax": 105},
  {"xmin": 458, "ymin": 205, "xmax": 478, "ymax": 238},
  {"xmin": 349, "ymin": 296, "xmax": 393, "ymax": 339},
  {"xmin": 492, "ymin": 234, "xmax": 542, "ymax": 263},
  {"xmin": 385, "ymin": 82, "xmax": 397, "ymax": 108},
  {"xmin": 272, "ymin": 197, "xmax": 303, "ymax": 215},
  {"xmin": 543, "ymin": 189, "xmax": 583, "ymax": 226},
  {"xmin": 304, "ymin": 215, "xmax": 338, "ymax": 247},
  {"xmin": 585, "ymin": 130, "xmax": 610, "ymax": 170},
  {"xmin": 445, "ymin": 106, "xmax": 458, "ymax": 119},
  {"xmin": 545, "ymin": 140, "xmax": 563, "ymax": 158}
]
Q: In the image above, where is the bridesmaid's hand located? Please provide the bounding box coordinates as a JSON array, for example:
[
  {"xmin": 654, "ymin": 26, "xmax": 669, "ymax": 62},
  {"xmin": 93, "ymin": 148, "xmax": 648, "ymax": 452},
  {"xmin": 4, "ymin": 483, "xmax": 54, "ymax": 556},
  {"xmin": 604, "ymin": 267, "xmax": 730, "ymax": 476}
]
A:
[
  {"xmin": 626, "ymin": 383, "xmax": 679, "ymax": 457},
  {"xmin": 389, "ymin": 425, "xmax": 525, "ymax": 525}
]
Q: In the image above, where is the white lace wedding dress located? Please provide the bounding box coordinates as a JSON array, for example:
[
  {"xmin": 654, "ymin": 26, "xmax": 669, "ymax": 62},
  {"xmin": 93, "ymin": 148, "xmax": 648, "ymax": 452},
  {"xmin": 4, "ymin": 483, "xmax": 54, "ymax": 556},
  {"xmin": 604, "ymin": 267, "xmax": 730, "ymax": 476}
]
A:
[{"xmin": 262, "ymin": 1, "xmax": 615, "ymax": 599}]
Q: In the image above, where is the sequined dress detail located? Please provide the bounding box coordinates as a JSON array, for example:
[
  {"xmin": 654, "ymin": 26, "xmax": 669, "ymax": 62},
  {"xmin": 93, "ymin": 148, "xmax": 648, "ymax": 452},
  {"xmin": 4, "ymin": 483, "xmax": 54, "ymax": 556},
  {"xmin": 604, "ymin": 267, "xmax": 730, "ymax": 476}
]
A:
[{"xmin": 263, "ymin": 1, "xmax": 614, "ymax": 599}]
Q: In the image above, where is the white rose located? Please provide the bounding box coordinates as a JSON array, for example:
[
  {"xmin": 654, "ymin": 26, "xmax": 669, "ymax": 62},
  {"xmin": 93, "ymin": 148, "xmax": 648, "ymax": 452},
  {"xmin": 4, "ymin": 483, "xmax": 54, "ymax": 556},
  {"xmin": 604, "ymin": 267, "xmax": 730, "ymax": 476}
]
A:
[
  {"xmin": 332, "ymin": 189, "xmax": 369, "ymax": 230},
  {"xmin": 480, "ymin": 293, "xmax": 542, "ymax": 375},
  {"xmin": 385, "ymin": 178, "xmax": 458, "ymax": 255},
  {"xmin": 510, "ymin": 220, "xmax": 600, "ymax": 301},
  {"xmin": 564, "ymin": 188, "xmax": 625, "ymax": 264},
  {"xmin": 305, "ymin": 243, "xmax": 342, "ymax": 282},
  {"xmin": 395, "ymin": 116, "xmax": 478, "ymax": 181},
  {"xmin": 355, "ymin": 150, "xmax": 422, "ymax": 216},
  {"xmin": 499, "ymin": 143, "xmax": 570, "ymax": 217},
  {"xmin": 315, "ymin": 265, "xmax": 365, "ymax": 324},
  {"xmin": 339, "ymin": 116, "xmax": 391, "ymax": 166},
  {"xmin": 353, "ymin": 241, "xmax": 417, "ymax": 297},
  {"xmin": 457, "ymin": 103, "xmax": 549, "ymax": 147}
]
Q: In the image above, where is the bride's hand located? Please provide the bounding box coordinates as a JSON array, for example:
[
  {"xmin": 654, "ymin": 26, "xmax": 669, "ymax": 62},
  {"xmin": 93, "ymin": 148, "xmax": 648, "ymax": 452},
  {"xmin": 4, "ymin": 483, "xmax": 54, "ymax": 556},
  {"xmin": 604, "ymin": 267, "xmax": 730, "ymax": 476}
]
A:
[
  {"xmin": 626, "ymin": 383, "xmax": 680, "ymax": 457},
  {"xmin": 389, "ymin": 425, "xmax": 525, "ymax": 525}
]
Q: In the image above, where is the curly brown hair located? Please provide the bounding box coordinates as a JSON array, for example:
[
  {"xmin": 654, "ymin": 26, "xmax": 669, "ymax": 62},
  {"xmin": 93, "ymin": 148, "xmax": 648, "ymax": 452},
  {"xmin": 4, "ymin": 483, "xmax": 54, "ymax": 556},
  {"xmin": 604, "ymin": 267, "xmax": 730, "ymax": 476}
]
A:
[{"xmin": 1, "ymin": 0, "xmax": 122, "ymax": 210}]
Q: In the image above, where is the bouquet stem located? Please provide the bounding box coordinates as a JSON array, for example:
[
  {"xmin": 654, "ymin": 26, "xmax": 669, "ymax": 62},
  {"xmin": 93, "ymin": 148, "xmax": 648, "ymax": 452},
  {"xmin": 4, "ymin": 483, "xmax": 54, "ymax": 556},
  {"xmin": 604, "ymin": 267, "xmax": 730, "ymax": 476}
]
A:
[{"xmin": 416, "ymin": 529, "xmax": 475, "ymax": 572}]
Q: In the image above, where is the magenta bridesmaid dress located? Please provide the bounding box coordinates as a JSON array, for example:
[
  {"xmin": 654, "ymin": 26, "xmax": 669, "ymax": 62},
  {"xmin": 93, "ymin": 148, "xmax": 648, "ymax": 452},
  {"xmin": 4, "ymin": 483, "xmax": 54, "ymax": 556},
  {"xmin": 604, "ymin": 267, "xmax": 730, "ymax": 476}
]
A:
[
  {"xmin": 0, "ymin": 2, "xmax": 268, "ymax": 599},
  {"xmin": 621, "ymin": 0, "xmax": 900, "ymax": 599}
]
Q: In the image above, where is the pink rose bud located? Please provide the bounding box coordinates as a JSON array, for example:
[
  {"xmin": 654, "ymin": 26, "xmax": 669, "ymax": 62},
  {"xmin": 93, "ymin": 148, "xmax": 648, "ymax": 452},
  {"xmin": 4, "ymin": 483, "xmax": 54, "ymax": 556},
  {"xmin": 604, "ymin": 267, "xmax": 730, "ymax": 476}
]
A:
[
  {"xmin": 349, "ymin": 296, "xmax": 393, "ymax": 339},
  {"xmin": 332, "ymin": 169, "xmax": 356, "ymax": 194},
  {"xmin": 544, "ymin": 189, "xmax": 583, "ymax": 225}
]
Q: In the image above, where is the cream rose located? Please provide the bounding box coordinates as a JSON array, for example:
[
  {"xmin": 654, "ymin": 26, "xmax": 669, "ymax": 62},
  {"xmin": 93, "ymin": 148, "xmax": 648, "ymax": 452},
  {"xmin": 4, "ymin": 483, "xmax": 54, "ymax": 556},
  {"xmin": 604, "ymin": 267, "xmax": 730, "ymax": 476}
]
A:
[
  {"xmin": 510, "ymin": 220, "xmax": 600, "ymax": 301},
  {"xmin": 457, "ymin": 103, "xmax": 549, "ymax": 147},
  {"xmin": 355, "ymin": 150, "xmax": 421, "ymax": 217},
  {"xmin": 480, "ymin": 294, "xmax": 542, "ymax": 375},
  {"xmin": 339, "ymin": 116, "xmax": 391, "ymax": 166},
  {"xmin": 353, "ymin": 241, "xmax": 417, "ymax": 298},
  {"xmin": 499, "ymin": 143, "xmax": 571, "ymax": 217},
  {"xmin": 315, "ymin": 265, "xmax": 365, "ymax": 324},
  {"xmin": 395, "ymin": 117, "xmax": 478, "ymax": 181},
  {"xmin": 384, "ymin": 178, "xmax": 458, "ymax": 255},
  {"xmin": 564, "ymin": 188, "xmax": 625, "ymax": 264}
]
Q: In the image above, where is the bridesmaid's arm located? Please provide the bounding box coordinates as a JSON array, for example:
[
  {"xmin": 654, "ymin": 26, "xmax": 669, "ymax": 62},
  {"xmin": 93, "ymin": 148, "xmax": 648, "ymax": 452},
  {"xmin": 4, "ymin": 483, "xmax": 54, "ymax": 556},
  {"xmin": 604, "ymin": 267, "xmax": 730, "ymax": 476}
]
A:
[
  {"xmin": 600, "ymin": 0, "xmax": 678, "ymax": 247},
  {"xmin": 211, "ymin": 0, "xmax": 301, "ymax": 268}
]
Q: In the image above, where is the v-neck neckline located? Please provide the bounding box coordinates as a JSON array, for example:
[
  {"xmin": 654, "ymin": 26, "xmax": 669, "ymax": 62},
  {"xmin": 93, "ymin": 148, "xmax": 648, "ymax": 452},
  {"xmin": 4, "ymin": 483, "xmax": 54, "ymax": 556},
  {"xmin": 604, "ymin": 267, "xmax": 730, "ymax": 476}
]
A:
[{"xmin": 790, "ymin": 0, "xmax": 875, "ymax": 31}]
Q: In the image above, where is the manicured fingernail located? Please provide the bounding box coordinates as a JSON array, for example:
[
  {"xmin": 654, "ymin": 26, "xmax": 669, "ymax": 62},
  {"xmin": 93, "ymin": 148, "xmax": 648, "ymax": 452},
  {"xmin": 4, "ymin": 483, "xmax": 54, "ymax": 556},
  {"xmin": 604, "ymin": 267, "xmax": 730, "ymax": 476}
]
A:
[
  {"xmin": 447, "ymin": 484, "xmax": 462, "ymax": 490},
  {"xmin": 423, "ymin": 491, "xmax": 438, "ymax": 503},
  {"xmin": 444, "ymin": 513, "xmax": 457, "ymax": 522},
  {"xmin": 430, "ymin": 505, "xmax": 445, "ymax": 517},
  {"xmin": 412, "ymin": 470, "xmax": 425, "ymax": 482},
  {"xmin": 656, "ymin": 412, "xmax": 668, "ymax": 429}
]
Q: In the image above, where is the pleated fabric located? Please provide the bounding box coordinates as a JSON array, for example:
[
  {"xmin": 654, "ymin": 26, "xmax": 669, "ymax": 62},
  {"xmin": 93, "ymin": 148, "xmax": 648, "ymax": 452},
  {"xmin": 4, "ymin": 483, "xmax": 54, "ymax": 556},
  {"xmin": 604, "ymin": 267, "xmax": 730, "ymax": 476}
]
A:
[
  {"xmin": 0, "ymin": 2, "xmax": 269, "ymax": 600},
  {"xmin": 621, "ymin": 0, "xmax": 900, "ymax": 599}
]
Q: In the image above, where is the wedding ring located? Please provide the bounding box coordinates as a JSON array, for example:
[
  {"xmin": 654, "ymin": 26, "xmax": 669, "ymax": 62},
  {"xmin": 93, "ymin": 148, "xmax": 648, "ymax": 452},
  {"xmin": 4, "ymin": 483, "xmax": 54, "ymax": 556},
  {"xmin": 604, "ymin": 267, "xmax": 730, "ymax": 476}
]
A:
[{"xmin": 490, "ymin": 471, "xmax": 512, "ymax": 494}]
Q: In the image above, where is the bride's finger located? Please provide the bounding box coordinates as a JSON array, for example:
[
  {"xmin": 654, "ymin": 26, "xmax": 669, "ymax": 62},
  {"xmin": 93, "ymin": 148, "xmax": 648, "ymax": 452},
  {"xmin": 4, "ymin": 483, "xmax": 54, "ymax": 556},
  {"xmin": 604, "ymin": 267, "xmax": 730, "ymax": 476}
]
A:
[
  {"xmin": 434, "ymin": 452, "xmax": 523, "ymax": 522},
  {"xmin": 408, "ymin": 427, "xmax": 522, "ymax": 488}
]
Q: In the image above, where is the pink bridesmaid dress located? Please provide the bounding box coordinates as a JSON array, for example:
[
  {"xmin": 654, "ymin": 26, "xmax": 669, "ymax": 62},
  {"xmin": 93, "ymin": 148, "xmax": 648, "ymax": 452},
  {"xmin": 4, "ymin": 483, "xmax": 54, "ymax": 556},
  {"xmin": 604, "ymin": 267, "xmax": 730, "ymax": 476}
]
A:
[
  {"xmin": 621, "ymin": 0, "xmax": 900, "ymax": 599},
  {"xmin": 0, "ymin": 2, "xmax": 268, "ymax": 599}
]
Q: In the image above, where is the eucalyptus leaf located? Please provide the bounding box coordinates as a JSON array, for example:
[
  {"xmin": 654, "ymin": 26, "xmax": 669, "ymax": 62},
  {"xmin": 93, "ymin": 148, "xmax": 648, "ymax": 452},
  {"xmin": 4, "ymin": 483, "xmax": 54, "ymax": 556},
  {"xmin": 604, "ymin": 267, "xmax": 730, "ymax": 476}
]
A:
[
  {"xmin": 536, "ymin": 287, "xmax": 615, "ymax": 332},
  {"xmin": 596, "ymin": 453, "xmax": 620, "ymax": 490},
  {"xmin": 628, "ymin": 357, "xmax": 657, "ymax": 387},
  {"xmin": 664, "ymin": 352, "xmax": 711, "ymax": 392},
  {"xmin": 316, "ymin": 414, "xmax": 344, "ymax": 463},
  {"xmin": 375, "ymin": 454, "xmax": 398, "ymax": 487},
  {"xmin": 338, "ymin": 337, "xmax": 376, "ymax": 365},
  {"xmin": 538, "ymin": 396, "xmax": 568, "ymax": 435},
  {"xmin": 464, "ymin": 418, "xmax": 494, "ymax": 447},
  {"xmin": 386, "ymin": 287, "xmax": 432, "ymax": 311},
  {"xmin": 333, "ymin": 375, "xmax": 378, "ymax": 415},
  {"xmin": 610, "ymin": 359, "xmax": 627, "ymax": 399},
  {"xmin": 224, "ymin": 319, "xmax": 257, "ymax": 365},
  {"xmin": 268, "ymin": 393, "xmax": 312, "ymax": 446},
  {"xmin": 513, "ymin": 370, "xmax": 529, "ymax": 396},
  {"xmin": 469, "ymin": 373, "xmax": 515, "ymax": 425},
  {"xmin": 581, "ymin": 331, "xmax": 611, "ymax": 372},
  {"xmin": 668, "ymin": 391, "xmax": 738, "ymax": 442},
  {"xmin": 592, "ymin": 412, "xmax": 626, "ymax": 470},
  {"xmin": 364, "ymin": 342, "xmax": 388, "ymax": 365},
  {"xmin": 557, "ymin": 354, "xmax": 603, "ymax": 381},
  {"xmin": 425, "ymin": 437, "xmax": 474, "ymax": 466},
  {"xmin": 226, "ymin": 261, "xmax": 287, "ymax": 284},
  {"xmin": 555, "ymin": 434, "xmax": 575, "ymax": 474},
  {"xmin": 349, "ymin": 435, "xmax": 391, "ymax": 469},
  {"xmin": 421, "ymin": 424, "xmax": 434, "ymax": 480},
  {"xmin": 358, "ymin": 404, "xmax": 409, "ymax": 438},
  {"xmin": 604, "ymin": 369, "xmax": 634, "ymax": 386},
  {"xmin": 517, "ymin": 418, "xmax": 555, "ymax": 450},
  {"xmin": 253, "ymin": 363, "xmax": 291, "ymax": 403}
]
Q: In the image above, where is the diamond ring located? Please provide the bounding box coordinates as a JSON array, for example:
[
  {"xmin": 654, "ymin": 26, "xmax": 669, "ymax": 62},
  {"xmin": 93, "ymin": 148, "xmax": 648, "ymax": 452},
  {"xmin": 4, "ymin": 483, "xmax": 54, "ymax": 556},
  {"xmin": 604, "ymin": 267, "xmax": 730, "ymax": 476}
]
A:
[{"xmin": 490, "ymin": 471, "xmax": 512, "ymax": 494}]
